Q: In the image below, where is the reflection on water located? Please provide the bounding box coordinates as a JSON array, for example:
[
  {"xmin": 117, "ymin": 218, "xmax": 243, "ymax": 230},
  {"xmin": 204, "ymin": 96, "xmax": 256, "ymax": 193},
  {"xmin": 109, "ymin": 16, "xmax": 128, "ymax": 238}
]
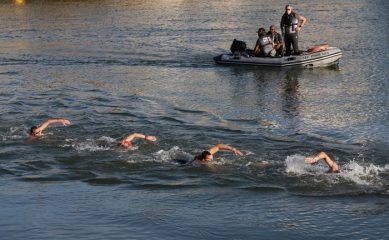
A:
[
  {"xmin": 227, "ymin": 67, "xmax": 305, "ymax": 134},
  {"xmin": 282, "ymin": 69, "xmax": 300, "ymax": 115},
  {"xmin": 0, "ymin": 0, "xmax": 388, "ymax": 239},
  {"xmin": 13, "ymin": 0, "xmax": 26, "ymax": 5}
]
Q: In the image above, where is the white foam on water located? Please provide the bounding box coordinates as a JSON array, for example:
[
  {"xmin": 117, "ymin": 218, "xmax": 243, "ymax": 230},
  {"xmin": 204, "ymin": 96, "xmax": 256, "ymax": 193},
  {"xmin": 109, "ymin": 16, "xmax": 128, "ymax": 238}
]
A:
[
  {"xmin": 285, "ymin": 154, "xmax": 387, "ymax": 186},
  {"xmin": 244, "ymin": 151, "xmax": 255, "ymax": 156},
  {"xmin": 339, "ymin": 161, "xmax": 386, "ymax": 185},
  {"xmin": 123, "ymin": 147, "xmax": 185, "ymax": 164},
  {"xmin": 124, "ymin": 155, "xmax": 155, "ymax": 164},
  {"xmin": 244, "ymin": 160, "xmax": 271, "ymax": 168},
  {"xmin": 153, "ymin": 146, "xmax": 193, "ymax": 163},
  {"xmin": 245, "ymin": 162, "xmax": 253, "ymax": 167},
  {"xmin": 66, "ymin": 136, "xmax": 118, "ymax": 152},
  {"xmin": 126, "ymin": 160, "xmax": 137, "ymax": 164},
  {"xmin": 211, "ymin": 157, "xmax": 227, "ymax": 165},
  {"xmin": 285, "ymin": 154, "xmax": 322, "ymax": 175},
  {"xmin": 72, "ymin": 141, "xmax": 112, "ymax": 152},
  {"xmin": 153, "ymin": 146, "xmax": 180, "ymax": 161},
  {"xmin": 97, "ymin": 136, "xmax": 117, "ymax": 143},
  {"xmin": 1, "ymin": 126, "xmax": 27, "ymax": 141},
  {"xmin": 63, "ymin": 136, "xmax": 146, "ymax": 152}
]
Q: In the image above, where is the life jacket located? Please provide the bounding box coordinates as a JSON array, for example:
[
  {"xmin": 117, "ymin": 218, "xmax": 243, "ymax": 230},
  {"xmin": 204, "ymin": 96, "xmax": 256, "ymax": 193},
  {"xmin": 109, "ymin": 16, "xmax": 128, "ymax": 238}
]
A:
[
  {"xmin": 259, "ymin": 36, "xmax": 274, "ymax": 56},
  {"xmin": 282, "ymin": 12, "xmax": 299, "ymax": 34}
]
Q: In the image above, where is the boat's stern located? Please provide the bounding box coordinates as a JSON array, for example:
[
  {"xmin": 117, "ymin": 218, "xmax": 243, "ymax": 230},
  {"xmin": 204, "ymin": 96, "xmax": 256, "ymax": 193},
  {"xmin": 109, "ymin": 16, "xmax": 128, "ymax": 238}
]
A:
[{"xmin": 213, "ymin": 54, "xmax": 224, "ymax": 63}]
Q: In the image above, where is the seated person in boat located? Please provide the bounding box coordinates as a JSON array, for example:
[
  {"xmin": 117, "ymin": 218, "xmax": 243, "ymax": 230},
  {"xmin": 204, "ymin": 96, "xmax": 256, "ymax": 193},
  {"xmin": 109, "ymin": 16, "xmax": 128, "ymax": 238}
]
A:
[
  {"xmin": 117, "ymin": 133, "xmax": 157, "ymax": 148},
  {"xmin": 191, "ymin": 144, "xmax": 243, "ymax": 164},
  {"xmin": 254, "ymin": 28, "xmax": 276, "ymax": 57},
  {"xmin": 267, "ymin": 25, "xmax": 283, "ymax": 55},
  {"xmin": 305, "ymin": 151, "xmax": 340, "ymax": 173}
]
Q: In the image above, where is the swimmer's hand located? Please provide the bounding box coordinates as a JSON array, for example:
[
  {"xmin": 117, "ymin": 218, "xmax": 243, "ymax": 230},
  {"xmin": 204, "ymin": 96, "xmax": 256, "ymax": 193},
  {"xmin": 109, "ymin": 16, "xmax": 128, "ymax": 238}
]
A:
[
  {"xmin": 60, "ymin": 119, "xmax": 71, "ymax": 126},
  {"xmin": 305, "ymin": 156, "xmax": 318, "ymax": 164},
  {"xmin": 232, "ymin": 148, "xmax": 244, "ymax": 156},
  {"xmin": 145, "ymin": 135, "xmax": 157, "ymax": 142}
]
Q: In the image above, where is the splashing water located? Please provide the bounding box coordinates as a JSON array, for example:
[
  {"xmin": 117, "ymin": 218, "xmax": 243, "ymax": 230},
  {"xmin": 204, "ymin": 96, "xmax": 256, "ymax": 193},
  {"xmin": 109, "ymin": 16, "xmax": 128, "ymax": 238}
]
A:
[
  {"xmin": 340, "ymin": 161, "xmax": 386, "ymax": 185},
  {"xmin": 285, "ymin": 154, "xmax": 387, "ymax": 186},
  {"xmin": 64, "ymin": 136, "xmax": 119, "ymax": 152},
  {"xmin": 153, "ymin": 146, "xmax": 193, "ymax": 163},
  {"xmin": 285, "ymin": 154, "xmax": 325, "ymax": 174},
  {"xmin": 1, "ymin": 126, "xmax": 27, "ymax": 141}
]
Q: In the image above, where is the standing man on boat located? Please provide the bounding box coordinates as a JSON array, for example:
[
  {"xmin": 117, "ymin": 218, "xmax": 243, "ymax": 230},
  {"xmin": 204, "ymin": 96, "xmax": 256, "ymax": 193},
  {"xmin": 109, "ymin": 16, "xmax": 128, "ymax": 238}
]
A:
[{"xmin": 280, "ymin": 4, "xmax": 307, "ymax": 56}]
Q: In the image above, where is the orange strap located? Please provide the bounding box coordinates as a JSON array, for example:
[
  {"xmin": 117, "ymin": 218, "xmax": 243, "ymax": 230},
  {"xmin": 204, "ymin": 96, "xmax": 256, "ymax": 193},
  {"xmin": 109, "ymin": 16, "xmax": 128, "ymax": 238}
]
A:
[{"xmin": 307, "ymin": 44, "xmax": 329, "ymax": 53}]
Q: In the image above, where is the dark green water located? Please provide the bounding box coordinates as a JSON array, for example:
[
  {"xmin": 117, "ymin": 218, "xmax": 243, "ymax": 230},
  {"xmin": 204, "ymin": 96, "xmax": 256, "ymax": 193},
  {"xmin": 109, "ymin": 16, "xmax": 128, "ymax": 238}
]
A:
[{"xmin": 0, "ymin": 0, "xmax": 388, "ymax": 239}]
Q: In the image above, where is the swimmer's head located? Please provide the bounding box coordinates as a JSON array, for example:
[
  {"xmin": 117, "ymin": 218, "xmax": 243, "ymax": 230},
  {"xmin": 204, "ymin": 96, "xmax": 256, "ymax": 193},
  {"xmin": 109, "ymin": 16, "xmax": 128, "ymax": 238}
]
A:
[
  {"xmin": 29, "ymin": 126, "xmax": 40, "ymax": 136},
  {"xmin": 198, "ymin": 150, "xmax": 213, "ymax": 161},
  {"xmin": 118, "ymin": 140, "xmax": 133, "ymax": 148}
]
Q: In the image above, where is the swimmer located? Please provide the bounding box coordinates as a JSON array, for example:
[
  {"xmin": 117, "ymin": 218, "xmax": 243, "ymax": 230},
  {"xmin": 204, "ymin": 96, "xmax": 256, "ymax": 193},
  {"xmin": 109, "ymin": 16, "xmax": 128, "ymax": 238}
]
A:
[
  {"xmin": 191, "ymin": 144, "xmax": 243, "ymax": 164},
  {"xmin": 117, "ymin": 133, "xmax": 157, "ymax": 148},
  {"xmin": 29, "ymin": 118, "xmax": 71, "ymax": 137},
  {"xmin": 305, "ymin": 151, "xmax": 340, "ymax": 173}
]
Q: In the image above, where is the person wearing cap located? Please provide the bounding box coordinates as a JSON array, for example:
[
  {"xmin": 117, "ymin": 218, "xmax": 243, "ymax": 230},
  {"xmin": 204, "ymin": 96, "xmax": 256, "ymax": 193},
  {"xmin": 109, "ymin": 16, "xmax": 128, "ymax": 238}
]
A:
[
  {"xmin": 191, "ymin": 144, "xmax": 243, "ymax": 164},
  {"xmin": 267, "ymin": 25, "xmax": 284, "ymax": 55},
  {"xmin": 253, "ymin": 27, "xmax": 276, "ymax": 57},
  {"xmin": 29, "ymin": 118, "xmax": 71, "ymax": 138},
  {"xmin": 117, "ymin": 133, "xmax": 157, "ymax": 148},
  {"xmin": 280, "ymin": 4, "xmax": 307, "ymax": 56},
  {"xmin": 305, "ymin": 151, "xmax": 340, "ymax": 173}
]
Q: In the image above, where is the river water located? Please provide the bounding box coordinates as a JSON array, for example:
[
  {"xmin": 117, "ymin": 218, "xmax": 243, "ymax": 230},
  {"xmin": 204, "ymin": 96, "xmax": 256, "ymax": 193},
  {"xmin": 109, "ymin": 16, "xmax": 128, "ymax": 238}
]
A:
[{"xmin": 0, "ymin": 0, "xmax": 388, "ymax": 239}]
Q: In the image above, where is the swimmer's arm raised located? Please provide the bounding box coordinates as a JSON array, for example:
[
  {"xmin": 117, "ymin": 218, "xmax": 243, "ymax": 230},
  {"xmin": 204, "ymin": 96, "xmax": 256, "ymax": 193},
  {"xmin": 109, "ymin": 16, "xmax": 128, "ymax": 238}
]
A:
[
  {"xmin": 305, "ymin": 151, "xmax": 339, "ymax": 173},
  {"xmin": 208, "ymin": 144, "xmax": 243, "ymax": 156},
  {"xmin": 123, "ymin": 133, "xmax": 157, "ymax": 142},
  {"xmin": 36, "ymin": 118, "xmax": 71, "ymax": 133}
]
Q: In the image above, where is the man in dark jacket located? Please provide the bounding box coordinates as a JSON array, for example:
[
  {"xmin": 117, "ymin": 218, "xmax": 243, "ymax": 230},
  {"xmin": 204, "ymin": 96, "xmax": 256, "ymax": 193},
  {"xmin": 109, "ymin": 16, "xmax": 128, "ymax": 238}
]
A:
[{"xmin": 280, "ymin": 4, "xmax": 307, "ymax": 56}]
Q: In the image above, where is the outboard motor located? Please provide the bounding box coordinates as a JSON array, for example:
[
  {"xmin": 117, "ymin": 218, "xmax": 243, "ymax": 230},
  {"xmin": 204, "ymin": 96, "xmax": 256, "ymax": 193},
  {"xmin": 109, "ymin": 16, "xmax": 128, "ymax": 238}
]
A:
[{"xmin": 230, "ymin": 39, "xmax": 247, "ymax": 53}]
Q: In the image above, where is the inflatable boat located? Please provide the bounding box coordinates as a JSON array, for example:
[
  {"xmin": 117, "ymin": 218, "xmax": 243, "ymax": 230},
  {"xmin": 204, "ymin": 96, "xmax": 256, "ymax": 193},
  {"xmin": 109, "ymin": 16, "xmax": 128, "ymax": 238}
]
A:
[{"xmin": 214, "ymin": 45, "xmax": 342, "ymax": 68}]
